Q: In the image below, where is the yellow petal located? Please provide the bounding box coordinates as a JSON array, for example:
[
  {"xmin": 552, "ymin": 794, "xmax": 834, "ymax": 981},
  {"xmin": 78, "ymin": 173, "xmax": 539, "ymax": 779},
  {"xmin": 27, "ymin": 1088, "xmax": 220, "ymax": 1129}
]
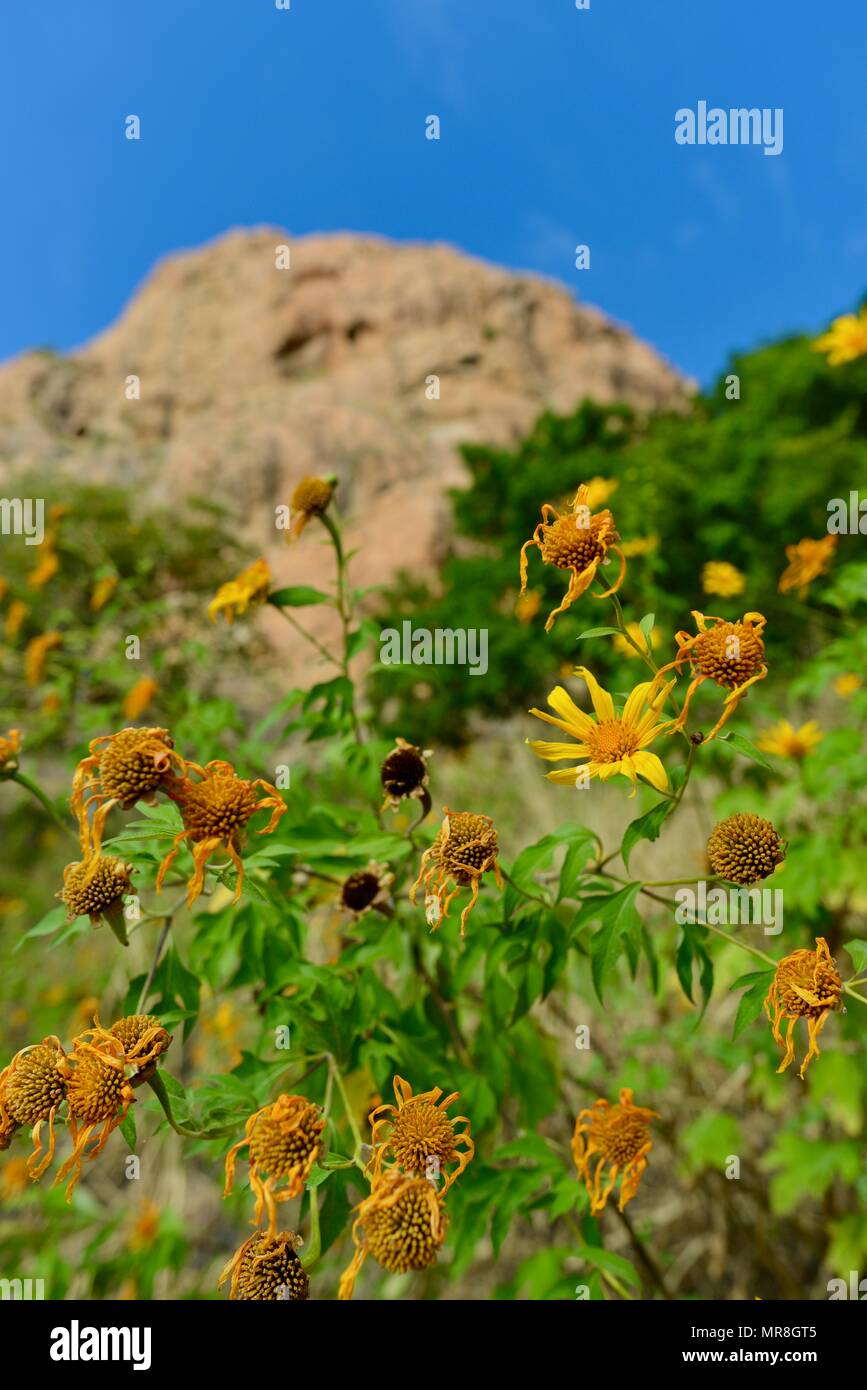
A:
[
  {"xmin": 631, "ymin": 750, "xmax": 669, "ymax": 792},
  {"xmin": 546, "ymin": 686, "xmax": 595, "ymax": 737},
  {"xmin": 527, "ymin": 739, "xmax": 588, "ymax": 762},
  {"xmin": 574, "ymin": 667, "xmax": 614, "ymax": 722},
  {"xmin": 546, "ymin": 766, "xmax": 594, "ymax": 785},
  {"xmin": 621, "ymin": 681, "xmax": 654, "ymax": 728}
]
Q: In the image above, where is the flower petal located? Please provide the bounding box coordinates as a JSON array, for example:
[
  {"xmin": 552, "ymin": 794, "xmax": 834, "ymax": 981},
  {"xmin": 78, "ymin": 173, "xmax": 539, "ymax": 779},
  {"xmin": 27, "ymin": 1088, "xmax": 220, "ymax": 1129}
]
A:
[
  {"xmin": 527, "ymin": 739, "xmax": 590, "ymax": 762},
  {"xmin": 631, "ymin": 750, "xmax": 669, "ymax": 792},
  {"xmin": 574, "ymin": 667, "xmax": 615, "ymax": 723},
  {"xmin": 546, "ymin": 686, "xmax": 596, "ymax": 737}
]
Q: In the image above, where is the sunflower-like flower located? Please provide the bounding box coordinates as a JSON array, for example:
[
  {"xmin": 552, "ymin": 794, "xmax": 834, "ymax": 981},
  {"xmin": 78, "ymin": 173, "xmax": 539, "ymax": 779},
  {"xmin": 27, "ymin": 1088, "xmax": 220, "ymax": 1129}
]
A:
[
  {"xmin": 0, "ymin": 728, "xmax": 21, "ymax": 778},
  {"xmin": 368, "ymin": 1075, "xmax": 474, "ymax": 1191},
  {"xmin": 338, "ymin": 1171, "xmax": 448, "ymax": 1300},
  {"xmin": 288, "ymin": 474, "xmax": 336, "ymax": 539},
  {"xmin": 70, "ymin": 726, "xmax": 182, "ymax": 847},
  {"xmin": 409, "ymin": 807, "xmax": 502, "ymax": 936},
  {"xmin": 156, "ymin": 759, "xmax": 287, "ymax": 907},
  {"xmin": 778, "ymin": 536, "xmax": 837, "ymax": 599},
  {"xmin": 527, "ymin": 667, "xmax": 673, "ymax": 798},
  {"xmin": 813, "ymin": 308, "xmax": 867, "ymax": 366},
  {"xmin": 572, "ymin": 1088, "xmax": 659, "ymax": 1215},
  {"xmin": 58, "ymin": 854, "xmax": 135, "ymax": 929},
  {"xmin": 0, "ymin": 1038, "xmax": 67, "ymax": 1178},
  {"xmin": 764, "ymin": 938, "xmax": 843, "ymax": 1079},
  {"xmin": 653, "ymin": 610, "xmax": 767, "ymax": 742},
  {"xmin": 55, "ymin": 1033, "xmax": 135, "ymax": 1199},
  {"xmin": 24, "ymin": 631, "xmax": 62, "ymax": 686},
  {"xmin": 701, "ymin": 560, "xmax": 746, "ymax": 598},
  {"xmin": 219, "ymin": 1230, "xmax": 309, "ymax": 1301},
  {"xmin": 224, "ymin": 1094, "xmax": 324, "ymax": 1237},
  {"xmin": 756, "ymin": 719, "xmax": 823, "ymax": 761},
  {"xmin": 706, "ymin": 814, "xmax": 786, "ymax": 885},
  {"xmin": 519, "ymin": 484, "xmax": 626, "ymax": 632},
  {"xmin": 105, "ymin": 1015, "xmax": 172, "ymax": 1074},
  {"xmin": 380, "ymin": 737, "xmax": 432, "ymax": 816},
  {"xmin": 340, "ymin": 862, "xmax": 394, "ymax": 918},
  {"xmin": 208, "ymin": 558, "xmax": 272, "ymax": 624},
  {"xmin": 122, "ymin": 676, "xmax": 158, "ymax": 722}
]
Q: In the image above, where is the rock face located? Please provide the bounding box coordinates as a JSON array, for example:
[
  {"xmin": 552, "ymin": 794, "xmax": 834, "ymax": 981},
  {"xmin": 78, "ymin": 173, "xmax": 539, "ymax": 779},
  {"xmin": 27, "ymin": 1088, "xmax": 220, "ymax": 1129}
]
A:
[{"xmin": 0, "ymin": 228, "xmax": 687, "ymax": 627}]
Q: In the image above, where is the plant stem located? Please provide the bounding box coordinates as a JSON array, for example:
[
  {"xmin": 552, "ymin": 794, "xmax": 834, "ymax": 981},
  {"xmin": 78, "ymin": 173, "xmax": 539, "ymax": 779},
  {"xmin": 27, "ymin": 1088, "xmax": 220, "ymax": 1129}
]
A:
[
  {"xmin": 10, "ymin": 771, "xmax": 78, "ymax": 841},
  {"xmin": 300, "ymin": 1187, "xmax": 321, "ymax": 1269},
  {"xmin": 327, "ymin": 1053, "xmax": 367, "ymax": 1170}
]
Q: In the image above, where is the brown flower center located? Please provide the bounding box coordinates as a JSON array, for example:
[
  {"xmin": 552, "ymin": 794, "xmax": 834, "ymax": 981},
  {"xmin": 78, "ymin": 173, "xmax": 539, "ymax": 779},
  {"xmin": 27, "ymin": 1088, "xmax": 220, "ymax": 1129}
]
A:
[
  {"xmin": 694, "ymin": 623, "xmax": 765, "ymax": 689},
  {"xmin": 585, "ymin": 718, "xmax": 639, "ymax": 764},
  {"xmin": 540, "ymin": 514, "xmax": 611, "ymax": 573}
]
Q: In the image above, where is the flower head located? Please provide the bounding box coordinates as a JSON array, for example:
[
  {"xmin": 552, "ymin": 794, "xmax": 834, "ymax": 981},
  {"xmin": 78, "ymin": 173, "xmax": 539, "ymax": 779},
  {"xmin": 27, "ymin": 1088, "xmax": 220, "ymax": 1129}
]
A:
[
  {"xmin": 4, "ymin": 600, "xmax": 28, "ymax": 639},
  {"xmin": 157, "ymin": 759, "xmax": 287, "ymax": 907},
  {"xmin": 764, "ymin": 938, "xmax": 843, "ymax": 1079},
  {"xmin": 834, "ymin": 673, "xmax": 861, "ymax": 699},
  {"xmin": 0, "ymin": 1037, "xmax": 67, "ymax": 1178},
  {"xmin": 289, "ymin": 475, "xmax": 335, "ymax": 539},
  {"xmin": 528, "ymin": 667, "xmax": 673, "ymax": 798},
  {"xmin": 122, "ymin": 676, "xmax": 158, "ymax": 722},
  {"xmin": 340, "ymin": 862, "xmax": 394, "ymax": 918},
  {"xmin": 224, "ymin": 1094, "xmax": 324, "ymax": 1237},
  {"xmin": 757, "ymin": 719, "xmax": 823, "ymax": 761},
  {"xmin": 380, "ymin": 737, "xmax": 432, "ymax": 813},
  {"xmin": 409, "ymin": 807, "xmax": 502, "ymax": 936},
  {"xmin": 56, "ymin": 1033, "xmax": 135, "ymax": 1198},
  {"xmin": 90, "ymin": 575, "xmax": 119, "ymax": 612},
  {"xmin": 338, "ymin": 1171, "xmax": 448, "ymax": 1300},
  {"xmin": 653, "ymin": 610, "xmax": 767, "ymax": 742},
  {"xmin": 70, "ymin": 727, "xmax": 182, "ymax": 848},
  {"xmin": 106, "ymin": 1015, "xmax": 173, "ymax": 1073},
  {"xmin": 813, "ymin": 308, "xmax": 867, "ymax": 366},
  {"xmin": 27, "ymin": 543, "xmax": 59, "ymax": 589},
  {"xmin": 208, "ymin": 558, "xmax": 271, "ymax": 624},
  {"xmin": 707, "ymin": 814, "xmax": 786, "ymax": 885},
  {"xmin": 368, "ymin": 1075, "xmax": 474, "ymax": 1192},
  {"xmin": 519, "ymin": 484, "xmax": 626, "ymax": 632},
  {"xmin": 24, "ymin": 631, "xmax": 62, "ymax": 686},
  {"xmin": 59, "ymin": 854, "xmax": 135, "ymax": 928},
  {"xmin": 572, "ymin": 1087, "xmax": 659, "ymax": 1214},
  {"xmin": 0, "ymin": 728, "xmax": 21, "ymax": 778},
  {"xmin": 219, "ymin": 1230, "xmax": 309, "ymax": 1301},
  {"xmin": 778, "ymin": 536, "xmax": 837, "ymax": 598},
  {"xmin": 701, "ymin": 560, "xmax": 746, "ymax": 598}
]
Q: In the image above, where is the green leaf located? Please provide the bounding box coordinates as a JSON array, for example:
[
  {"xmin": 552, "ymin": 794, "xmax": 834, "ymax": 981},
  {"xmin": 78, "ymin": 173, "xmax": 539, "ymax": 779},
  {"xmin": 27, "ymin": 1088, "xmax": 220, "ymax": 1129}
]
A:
[
  {"xmin": 716, "ymin": 731, "xmax": 774, "ymax": 772},
  {"xmin": 731, "ymin": 971, "xmax": 774, "ymax": 1039},
  {"xmin": 120, "ymin": 1110, "xmax": 137, "ymax": 1151},
  {"xmin": 575, "ymin": 1244, "xmax": 642, "ymax": 1291},
  {"xmin": 267, "ymin": 586, "xmax": 332, "ymax": 607},
  {"xmin": 844, "ymin": 940, "xmax": 867, "ymax": 977},
  {"xmin": 586, "ymin": 883, "xmax": 642, "ymax": 1003},
  {"xmin": 575, "ymin": 626, "xmax": 621, "ymax": 641},
  {"xmin": 620, "ymin": 799, "xmax": 670, "ymax": 872},
  {"xmin": 505, "ymin": 824, "xmax": 599, "ymax": 918},
  {"xmin": 14, "ymin": 904, "xmax": 67, "ymax": 952},
  {"xmin": 638, "ymin": 612, "xmax": 655, "ymax": 644}
]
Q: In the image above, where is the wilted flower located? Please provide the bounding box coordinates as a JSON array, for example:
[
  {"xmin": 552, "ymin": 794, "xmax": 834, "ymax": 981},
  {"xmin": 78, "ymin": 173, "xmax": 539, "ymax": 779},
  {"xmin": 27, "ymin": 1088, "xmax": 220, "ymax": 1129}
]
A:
[
  {"xmin": 0, "ymin": 728, "xmax": 21, "ymax": 778},
  {"xmin": 528, "ymin": 667, "xmax": 673, "ymax": 797},
  {"xmin": 224, "ymin": 1094, "xmax": 324, "ymax": 1237},
  {"xmin": 338, "ymin": 1171, "xmax": 448, "ymax": 1300},
  {"xmin": 288, "ymin": 475, "xmax": 335, "ymax": 539},
  {"xmin": 219, "ymin": 1230, "xmax": 309, "ymax": 1300},
  {"xmin": 778, "ymin": 535, "xmax": 837, "ymax": 599},
  {"xmin": 368, "ymin": 1075, "xmax": 474, "ymax": 1191},
  {"xmin": 764, "ymin": 938, "xmax": 843, "ymax": 1079},
  {"xmin": 104, "ymin": 1015, "xmax": 172, "ymax": 1073},
  {"xmin": 701, "ymin": 560, "xmax": 746, "ymax": 597},
  {"xmin": 56, "ymin": 1033, "xmax": 136, "ymax": 1199},
  {"xmin": 572, "ymin": 1088, "xmax": 659, "ymax": 1215},
  {"xmin": 157, "ymin": 759, "xmax": 287, "ymax": 907},
  {"xmin": 0, "ymin": 1037, "xmax": 67, "ymax": 1178},
  {"xmin": 813, "ymin": 308, "xmax": 867, "ymax": 365},
  {"xmin": 70, "ymin": 726, "xmax": 182, "ymax": 848},
  {"xmin": 756, "ymin": 719, "xmax": 823, "ymax": 761},
  {"xmin": 653, "ymin": 610, "xmax": 767, "ymax": 742},
  {"xmin": 207, "ymin": 558, "xmax": 271, "ymax": 624},
  {"xmin": 340, "ymin": 862, "xmax": 394, "ymax": 918},
  {"xmin": 380, "ymin": 737, "xmax": 432, "ymax": 814},
  {"xmin": 409, "ymin": 807, "xmax": 502, "ymax": 937},
  {"xmin": 519, "ymin": 483, "xmax": 627, "ymax": 632},
  {"xmin": 59, "ymin": 854, "xmax": 135, "ymax": 929},
  {"xmin": 122, "ymin": 676, "xmax": 158, "ymax": 722},
  {"xmin": 706, "ymin": 814, "xmax": 786, "ymax": 885},
  {"xmin": 24, "ymin": 631, "xmax": 62, "ymax": 686}
]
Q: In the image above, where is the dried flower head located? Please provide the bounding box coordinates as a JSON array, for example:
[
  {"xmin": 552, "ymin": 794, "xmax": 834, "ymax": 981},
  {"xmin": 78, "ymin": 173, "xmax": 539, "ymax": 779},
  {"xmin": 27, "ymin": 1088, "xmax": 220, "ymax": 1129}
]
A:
[
  {"xmin": 59, "ymin": 855, "xmax": 135, "ymax": 927},
  {"xmin": 380, "ymin": 737, "xmax": 432, "ymax": 814},
  {"xmin": 70, "ymin": 727, "xmax": 181, "ymax": 848},
  {"xmin": 778, "ymin": 535, "xmax": 837, "ymax": 599},
  {"xmin": 224, "ymin": 1094, "xmax": 324, "ymax": 1237},
  {"xmin": 338, "ymin": 1171, "xmax": 448, "ymax": 1300},
  {"xmin": 56, "ymin": 1033, "xmax": 135, "ymax": 1200},
  {"xmin": 368, "ymin": 1075, "xmax": 474, "ymax": 1192},
  {"xmin": 208, "ymin": 558, "xmax": 271, "ymax": 624},
  {"xmin": 764, "ymin": 937, "xmax": 843, "ymax": 1079},
  {"xmin": 157, "ymin": 759, "xmax": 287, "ymax": 907},
  {"xmin": 340, "ymin": 862, "xmax": 394, "ymax": 918},
  {"xmin": 707, "ymin": 814, "xmax": 787, "ymax": 886},
  {"xmin": 0, "ymin": 1037, "xmax": 67, "ymax": 1178},
  {"xmin": 813, "ymin": 308, "xmax": 867, "ymax": 366},
  {"xmin": 528, "ymin": 667, "xmax": 674, "ymax": 798},
  {"xmin": 519, "ymin": 483, "xmax": 626, "ymax": 631},
  {"xmin": 0, "ymin": 728, "xmax": 21, "ymax": 778},
  {"xmin": 410, "ymin": 806, "xmax": 502, "ymax": 936},
  {"xmin": 653, "ymin": 610, "xmax": 767, "ymax": 742},
  {"xmin": 106, "ymin": 1015, "xmax": 172, "ymax": 1073},
  {"xmin": 701, "ymin": 560, "xmax": 746, "ymax": 597},
  {"xmin": 572, "ymin": 1088, "xmax": 659, "ymax": 1215},
  {"xmin": 289, "ymin": 475, "xmax": 335, "ymax": 539},
  {"xmin": 219, "ymin": 1230, "xmax": 309, "ymax": 1301}
]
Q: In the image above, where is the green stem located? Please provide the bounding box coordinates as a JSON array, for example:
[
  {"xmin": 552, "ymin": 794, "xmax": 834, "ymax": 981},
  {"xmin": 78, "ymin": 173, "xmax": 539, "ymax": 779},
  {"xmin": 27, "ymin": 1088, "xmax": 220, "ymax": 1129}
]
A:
[
  {"xmin": 500, "ymin": 866, "xmax": 551, "ymax": 909},
  {"xmin": 300, "ymin": 1187, "xmax": 321, "ymax": 1269},
  {"xmin": 10, "ymin": 771, "xmax": 78, "ymax": 841},
  {"xmin": 145, "ymin": 1071, "xmax": 239, "ymax": 1139},
  {"xmin": 321, "ymin": 511, "xmax": 364, "ymax": 745},
  {"xmin": 273, "ymin": 603, "xmax": 339, "ymax": 668},
  {"xmin": 327, "ymin": 1053, "xmax": 367, "ymax": 1170}
]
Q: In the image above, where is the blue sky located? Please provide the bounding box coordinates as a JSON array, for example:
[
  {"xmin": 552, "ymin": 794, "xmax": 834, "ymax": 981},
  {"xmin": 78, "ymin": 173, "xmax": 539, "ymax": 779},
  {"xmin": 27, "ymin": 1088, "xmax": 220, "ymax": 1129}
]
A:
[{"xmin": 1, "ymin": 0, "xmax": 864, "ymax": 386}]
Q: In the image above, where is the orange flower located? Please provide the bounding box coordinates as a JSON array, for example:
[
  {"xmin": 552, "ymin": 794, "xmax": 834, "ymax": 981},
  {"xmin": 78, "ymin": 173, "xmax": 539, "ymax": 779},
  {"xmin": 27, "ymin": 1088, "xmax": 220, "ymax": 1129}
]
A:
[
  {"xmin": 519, "ymin": 483, "xmax": 626, "ymax": 632},
  {"xmin": 338, "ymin": 1170, "xmax": 448, "ymax": 1300},
  {"xmin": 572, "ymin": 1088, "xmax": 659, "ymax": 1214},
  {"xmin": 4, "ymin": 600, "xmax": 28, "ymax": 639},
  {"xmin": 368, "ymin": 1075, "xmax": 474, "ymax": 1191},
  {"xmin": 122, "ymin": 676, "xmax": 158, "ymax": 721},
  {"xmin": 24, "ymin": 631, "xmax": 62, "ymax": 685},
  {"xmin": 409, "ymin": 807, "xmax": 502, "ymax": 936},
  {"xmin": 90, "ymin": 575, "xmax": 119, "ymax": 612},
  {"xmin": 70, "ymin": 727, "xmax": 183, "ymax": 851},
  {"xmin": 223, "ymin": 1094, "xmax": 324, "ymax": 1237},
  {"xmin": 778, "ymin": 535, "xmax": 837, "ymax": 599},
  {"xmin": 653, "ymin": 610, "xmax": 767, "ymax": 742},
  {"xmin": 288, "ymin": 475, "xmax": 335, "ymax": 539},
  {"xmin": 208, "ymin": 559, "xmax": 271, "ymax": 623},
  {"xmin": 0, "ymin": 728, "xmax": 21, "ymax": 778},
  {"xmin": 56, "ymin": 1032, "xmax": 135, "ymax": 1200},
  {"xmin": 27, "ymin": 544, "xmax": 59, "ymax": 589},
  {"xmin": 764, "ymin": 937, "xmax": 843, "ymax": 1079},
  {"xmin": 0, "ymin": 1037, "xmax": 67, "ymax": 1179}
]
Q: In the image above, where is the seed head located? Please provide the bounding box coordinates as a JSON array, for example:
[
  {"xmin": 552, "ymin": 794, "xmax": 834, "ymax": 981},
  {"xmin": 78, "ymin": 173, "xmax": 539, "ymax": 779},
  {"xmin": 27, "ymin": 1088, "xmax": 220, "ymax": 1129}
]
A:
[
  {"xmin": 219, "ymin": 1231, "xmax": 309, "ymax": 1301},
  {"xmin": 60, "ymin": 855, "xmax": 135, "ymax": 925},
  {"xmin": 707, "ymin": 814, "xmax": 786, "ymax": 885}
]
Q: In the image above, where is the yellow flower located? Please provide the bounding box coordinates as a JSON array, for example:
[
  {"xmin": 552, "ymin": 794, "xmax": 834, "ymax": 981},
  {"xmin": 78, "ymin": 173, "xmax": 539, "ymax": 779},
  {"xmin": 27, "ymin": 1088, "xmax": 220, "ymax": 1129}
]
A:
[
  {"xmin": 90, "ymin": 575, "xmax": 119, "ymax": 612},
  {"xmin": 701, "ymin": 560, "xmax": 746, "ymax": 597},
  {"xmin": 338, "ymin": 1170, "xmax": 448, "ymax": 1300},
  {"xmin": 0, "ymin": 728, "xmax": 21, "ymax": 778},
  {"xmin": 583, "ymin": 476, "xmax": 620, "ymax": 510},
  {"xmin": 515, "ymin": 588, "xmax": 542, "ymax": 624},
  {"xmin": 59, "ymin": 854, "xmax": 135, "ymax": 929},
  {"xmin": 223, "ymin": 1094, "xmax": 324, "ymax": 1237},
  {"xmin": 813, "ymin": 308, "xmax": 867, "ymax": 366},
  {"xmin": 757, "ymin": 719, "xmax": 823, "ymax": 760},
  {"xmin": 519, "ymin": 483, "xmax": 626, "ymax": 632},
  {"xmin": 24, "ymin": 631, "xmax": 62, "ymax": 686},
  {"xmin": 572, "ymin": 1088, "xmax": 659, "ymax": 1215},
  {"xmin": 368, "ymin": 1075, "xmax": 474, "ymax": 1192},
  {"xmin": 4, "ymin": 600, "xmax": 27, "ymax": 639},
  {"xmin": 612, "ymin": 621, "xmax": 662, "ymax": 659},
  {"xmin": 70, "ymin": 726, "xmax": 182, "ymax": 850},
  {"xmin": 0, "ymin": 1037, "xmax": 67, "ymax": 1178},
  {"xmin": 653, "ymin": 610, "xmax": 767, "ymax": 743},
  {"xmin": 56, "ymin": 1033, "xmax": 135, "ymax": 1200},
  {"xmin": 527, "ymin": 667, "xmax": 673, "ymax": 798},
  {"xmin": 128, "ymin": 1198, "xmax": 161, "ymax": 1252},
  {"xmin": 208, "ymin": 558, "xmax": 271, "ymax": 624},
  {"xmin": 288, "ymin": 475, "xmax": 336, "ymax": 539},
  {"xmin": 409, "ymin": 807, "xmax": 502, "ymax": 936},
  {"xmin": 27, "ymin": 544, "xmax": 59, "ymax": 589},
  {"xmin": 122, "ymin": 676, "xmax": 158, "ymax": 721},
  {"xmin": 764, "ymin": 938, "xmax": 842, "ymax": 1079},
  {"xmin": 778, "ymin": 535, "xmax": 837, "ymax": 598},
  {"xmin": 834, "ymin": 673, "xmax": 861, "ymax": 699},
  {"xmin": 620, "ymin": 534, "xmax": 658, "ymax": 558}
]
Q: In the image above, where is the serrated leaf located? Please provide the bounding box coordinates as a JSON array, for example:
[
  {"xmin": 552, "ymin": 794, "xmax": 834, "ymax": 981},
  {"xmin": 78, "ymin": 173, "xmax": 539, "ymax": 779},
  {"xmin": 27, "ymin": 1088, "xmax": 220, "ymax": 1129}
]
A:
[
  {"xmin": 717, "ymin": 731, "xmax": 774, "ymax": 772},
  {"xmin": 620, "ymin": 800, "xmax": 670, "ymax": 872},
  {"xmin": 588, "ymin": 883, "xmax": 642, "ymax": 1003}
]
